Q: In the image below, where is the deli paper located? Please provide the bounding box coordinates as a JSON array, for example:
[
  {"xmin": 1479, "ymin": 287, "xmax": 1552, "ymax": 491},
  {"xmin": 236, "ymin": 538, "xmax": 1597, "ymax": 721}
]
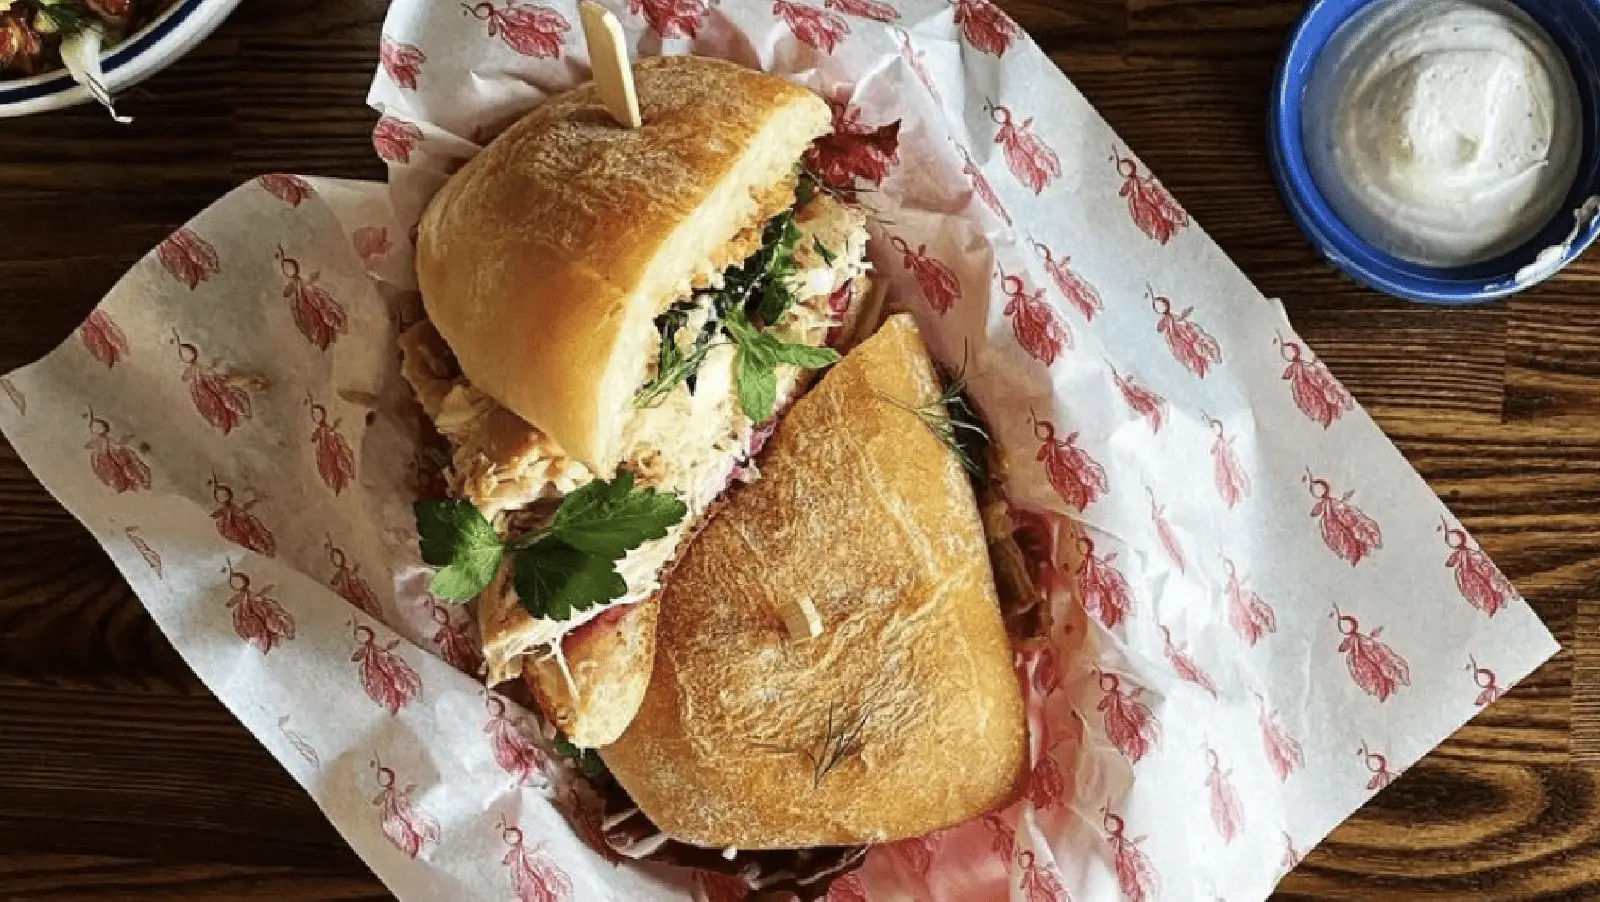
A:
[{"xmin": 0, "ymin": 0, "xmax": 1557, "ymax": 899}]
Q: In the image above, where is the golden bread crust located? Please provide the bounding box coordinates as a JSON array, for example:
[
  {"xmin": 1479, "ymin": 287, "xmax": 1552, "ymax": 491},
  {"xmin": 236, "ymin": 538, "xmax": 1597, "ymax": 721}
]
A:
[
  {"xmin": 416, "ymin": 55, "xmax": 830, "ymax": 472},
  {"xmin": 601, "ymin": 315, "xmax": 1028, "ymax": 848}
]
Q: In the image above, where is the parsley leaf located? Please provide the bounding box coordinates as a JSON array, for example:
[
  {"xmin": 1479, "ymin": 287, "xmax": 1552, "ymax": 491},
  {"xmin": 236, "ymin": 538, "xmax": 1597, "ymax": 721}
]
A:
[
  {"xmin": 551, "ymin": 471, "xmax": 688, "ymax": 559},
  {"xmin": 512, "ymin": 536, "xmax": 629, "ymax": 621},
  {"xmin": 726, "ymin": 312, "xmax": 840, "ymax": 422},
  {"xmin": 414, "ymin": 500, "xmax": 505, "ymax": 601}
]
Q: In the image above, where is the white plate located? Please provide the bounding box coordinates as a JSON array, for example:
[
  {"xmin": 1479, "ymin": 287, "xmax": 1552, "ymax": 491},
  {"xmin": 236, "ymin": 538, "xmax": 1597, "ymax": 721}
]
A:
[{"xmin": 0, "ymin": 0, "xmax": 243, "ymax": 117}]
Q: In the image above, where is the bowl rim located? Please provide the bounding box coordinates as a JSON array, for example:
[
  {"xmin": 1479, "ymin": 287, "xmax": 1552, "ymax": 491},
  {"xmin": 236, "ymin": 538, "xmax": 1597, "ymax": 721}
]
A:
[
  {"xmin": 1268, "ymin": 0, "xmax": 1600, "ymax": 305},
  {"xmin": 0, "ymin": 0, "xmax": 243, "ymax": 115}
]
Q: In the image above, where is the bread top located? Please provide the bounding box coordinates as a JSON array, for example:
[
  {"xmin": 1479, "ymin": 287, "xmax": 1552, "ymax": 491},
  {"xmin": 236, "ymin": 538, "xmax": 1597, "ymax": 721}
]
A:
[
  {"xmin": 601, "ymin": 315, "xmax": 1028, "ymax": 849},
  {"xmin": 416, "ymin": 55, "xmax": 830, "ymax": 472}
]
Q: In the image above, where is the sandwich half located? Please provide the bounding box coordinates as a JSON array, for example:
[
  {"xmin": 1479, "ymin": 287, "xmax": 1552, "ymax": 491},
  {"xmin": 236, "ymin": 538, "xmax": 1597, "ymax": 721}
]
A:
[
  {"xmin": 402, "ymin": 55, "xmax": 875, "ymax": 746},
  {"xmin": 601, "ymin": 314, "xmax": 1029, "ymax": 848}
]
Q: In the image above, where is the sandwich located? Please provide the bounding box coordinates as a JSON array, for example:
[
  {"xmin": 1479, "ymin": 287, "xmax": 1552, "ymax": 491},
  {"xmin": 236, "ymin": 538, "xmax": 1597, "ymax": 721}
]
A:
[
  {"xmin": 601, "ymin": 314, "xmax": 1029, "ymax": 851},
  {"xmin": 402, "ymin": 54, "xmax": 876, "ymax": 747}
]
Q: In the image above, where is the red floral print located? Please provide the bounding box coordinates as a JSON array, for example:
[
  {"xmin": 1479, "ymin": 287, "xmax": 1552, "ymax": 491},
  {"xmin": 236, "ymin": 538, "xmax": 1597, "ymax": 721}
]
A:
[
  {"xmin": 889, "ymin": 236, "xmax": 960, "ymax": 315},
  {"xmin": 1357, "ymin": 741, "xmax": 1397, "ymax": 791},
  {"xmin": 1255, "ymin": 693, "xmax": 1304, "ymax": 781},
  {"xmin": 1207, "ymin": 415, "xmax": 1250, "ymax": 508},
  {"xmin": 990, "ymin": 104, "xmax": 1060, "ymax": 194},
  {"xmin": 327, "ymin": 540, "xmax": 383, "ymax": 618},
  {"xmin": 1004, "ymin": 273, "xmax": 1070, "ymax": 365},
  {"xmin": 1029, "ymin": 720, "xmax": 1068, "ymax": 811},
  {"xmin": 1469, "ymin": 656, "xmax": 1504, "ymax": 707},
  {"xmin": 258, "ymin": 173, "xmax": 313, "ymax": 206},
  {"xmin": 954, "ymin": 0, "xmax": 1016, "ymax": 56},
  {"xmin": 209, "ymin": 476, "xmax": 275, "ymax": 556},
  {"xmin": 1110, "ymin": 364, "xmax": 1166, "ymax": 432},
  {"xmin": 352, "ymin": 623, "xmax": 423, "ymax": 714},
  {"xmin": 629, "ymin": 0, "xmax": 708, "ymax": 35},
  {"xmin": 1441, "ymin": 519, "xmax": 1515, "ymax": 617},
  {"xmin": 486, "ymin": 694, "xmax": 550, "ymax": 787},
  {"xmin": 1306, "ymin": 472, "xmax": 1383, "ymax": 566},
  {"xmin": 353, "ymin": 226, "xmax": 392, "ymax": 267},
  {"xmin": 427, "ymin": 596, "xmax": 484, "ymax": 675},
  {"xmin": 1104, "ymin": 810, "xmax": 1160, "ymax": 902},
  {"xmin": 85, "ymin": 412, "xmax": 151, "ymax": 493},
  {"xmin": 1096, "ymin": 669, "xmax": 1162, "ymax": 763},
  {"xmin": 380, "ymin": 36, "xmax": 427, "ymax": 89},
  {"xmin": 158, "ymin": 228, "xmax": 221, "ymax": 289},
  {"xmin": 1030, "ymin": 238, "xmax": 1102, "ymax": 321},
  {"xmin": 225, "ymin": 563, "xmax": 295, "ymax": 653},
  {"xmin": 1147, "ymin": 488, "xmax": 1185, "ymax": 574},
  {"xmin": 1205, "ymin": 748, "xmax": 1244, "ymax": 843},
  {"xmin": 805, "ymin": 101, "xmax": 899, "ymax": 189},
  {"xmin": 309, "ymin": 401, "xmax": 356, "ymax": 494},
  {"xmin": 465, "ymin": 1, "xmax": 571, "ymax": 58},
  {"xmin": 1114, "ymin": 148, "xmax": 1188, "ymax": 244},
  {"xmin": 80, "ymin": 309, "xmax": 128, "ymax": 369},
  {"xmin": 825, "ymin": 0, "xmax": 896, "ymax": 20},
  {"xmin": 1224, "ymin": 559, "xmax": 1276, "ymax": 647},
  {"xmin": 982, "ymin": 811, "xmax": 1017, "ymax": 857},
  {"xmin": 175, "ymin": 333, "xmax": 253, "ymax": 435},
  {"xmin": 893, "ymin": 28, "xmax": 940, "ymax": 101},
  {"xmin": 1076, "ymin": 536, "xmax": 1132, "ymax": 630},
  {"xmin": 959, "ymin": 145, "xmax": 1012, "ymax": 224},
  {"xmin": 278, "ymin": 247, "xmax": 349, "ymax": 350},
  {"xmin": 1160, "ymin": 625, "xmax": 1218, "ymax": 697},
  {"xmin": 1332, "ymin": 607, "xmax": 1411, "ymax": 702},
  {"xmin": 773, "ymin": 0, "xmax": 849, "ymax": 52},
  {"xmin": 1150, "ymin": 288, "xmax": 1222, "ymax": 377},
  {"xmin": 1034, "ymin": 417, "xmax": 1106, "ymax": 509},
  {"xmin": 1282, "ymin": 832, "xmax": 1303, "ymax": 873},
  {"xmin": 374, "ymin": 116, "xmax": 424, "ymax": 164},
  {"xmin": 372, "ymin": 758, "xmax": 440, "ymax": 858},
  {"xmin": 1278, "ymin": 336, "xmax": 1354, "ymax": 428},
  {"xmin": 1018, "ymin": 849, "xmax": 1071, "ymax": 902},
  {"xmin": 500, "ymin": 821, "xmax": 572, "ymax": 901}
]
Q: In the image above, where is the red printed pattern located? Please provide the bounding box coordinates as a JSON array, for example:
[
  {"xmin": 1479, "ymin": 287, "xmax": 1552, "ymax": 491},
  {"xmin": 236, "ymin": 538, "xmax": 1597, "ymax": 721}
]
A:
[
  {"xmin": 500, "ymin": 822, "xmax": 573, "ymax": 901},
  {"xmin": 1115, "ymin": 148, "xmax": 1188, "ymax": 243},
  {"xmin": 990, "ymin": 104, "xmax": 1060, "ymax": 194},
  {"xmin": 379, "ymin": 36, "xmax": 426, "ymax": 89},
  {"xmin": 372, "ymin": 759, "xmax": 440, "ymax": 858},
  {"xmin": 158, "ymin": 228, "xmax": 221, "ymax": 289},
  {"xmin": 773, "ymin": 0, "xmax": 848, "ymax": 52},
  {"xmin": 353, "ymin": 624, "xmax": 423, "ymax": 714},
  {"xmin": 466, "ymin": 1, "xmax": 571, "ymax": 57},
  {"xmin": 890, "ymin": 236, "xmax": 960, "ymax": 314},
  {"xmin": 210, "ymin": 476, "xmax": 275, "ymax": 556},
  {"xmin": 1004, "ymin": 273, "xmax": 1070, "ymax": 365},
  {"xmin": 1333, "ymin": 608, "xmax": 1411, "ymax": 702}
]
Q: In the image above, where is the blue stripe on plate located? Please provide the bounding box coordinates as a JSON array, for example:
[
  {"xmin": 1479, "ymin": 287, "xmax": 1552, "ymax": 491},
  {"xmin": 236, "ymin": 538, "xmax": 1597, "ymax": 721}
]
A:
[{"xmin": 0, "ymin": 0, "xmax": 204, "ymax": 104}]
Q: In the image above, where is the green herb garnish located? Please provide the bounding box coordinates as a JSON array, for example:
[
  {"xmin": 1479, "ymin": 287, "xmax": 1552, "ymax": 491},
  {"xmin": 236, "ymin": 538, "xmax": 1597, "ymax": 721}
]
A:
[
  {"xmin": 553, "ymin": 732, "xmax": 608, "ymax": 779},
  {"xmin": 880, "ymin": 359, "xmax": 991, "ymax": 482},
  {"xmin": 636, "ymin": 302, "xmax": 715, "ymax": 408},
  {"xmin": 414, "ymin": 472, "xmax": 687, "ymax": 620},
  {"xmin": 755, "ymin": 213, "xmax": 805, "ymax": 325},
  {"xmin": 813, "ymin": 236, "xmax": 837, "ymax": 267},
  {"xmin": 726, "ymin": 309, "xmax": 839, "ymax": 423},
  {"xmin": 34, "ymin": 0, "xmax": 100, "ymax": 37}
]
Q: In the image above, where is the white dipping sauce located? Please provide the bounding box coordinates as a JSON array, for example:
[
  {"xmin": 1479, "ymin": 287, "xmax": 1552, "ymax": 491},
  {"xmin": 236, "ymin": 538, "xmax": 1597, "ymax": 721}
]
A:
[{"xmin": 1303, "ymin": 0, "xmax": 1583, "ymax": 267}]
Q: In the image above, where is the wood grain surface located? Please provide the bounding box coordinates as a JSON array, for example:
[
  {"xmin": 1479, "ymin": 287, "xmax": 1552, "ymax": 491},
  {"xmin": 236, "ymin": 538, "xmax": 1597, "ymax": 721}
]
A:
[{"xmin": 0, "ymin": 0, "xmax": 1595, "ymax": 899}]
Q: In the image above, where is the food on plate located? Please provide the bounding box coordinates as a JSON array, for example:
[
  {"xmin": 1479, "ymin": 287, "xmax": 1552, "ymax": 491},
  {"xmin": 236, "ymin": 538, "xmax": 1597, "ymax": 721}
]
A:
[
  {"xmin": 601, "ymin": 314, "xmax": 1029, "ymax": 849},
  {"xmin": 0, "ymin": 0, "xmax": 177, "ymax": 77},
  {"xmin": 404, "ymin": 54, "xmax": 876, "ymax": 747}
]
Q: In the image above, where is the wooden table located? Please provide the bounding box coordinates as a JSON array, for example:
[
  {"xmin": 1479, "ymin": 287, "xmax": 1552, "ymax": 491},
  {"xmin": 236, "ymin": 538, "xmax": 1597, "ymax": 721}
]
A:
[{"xmin": 0, "ymin": 0, "xmax": 1593, "ymax": 899}]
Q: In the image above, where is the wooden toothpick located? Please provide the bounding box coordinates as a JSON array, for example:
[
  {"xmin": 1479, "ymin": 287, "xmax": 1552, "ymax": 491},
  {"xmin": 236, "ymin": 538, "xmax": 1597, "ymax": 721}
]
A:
[{"xmin": 579, "ymin": 0, "xmax": 642, "ymax": 128}]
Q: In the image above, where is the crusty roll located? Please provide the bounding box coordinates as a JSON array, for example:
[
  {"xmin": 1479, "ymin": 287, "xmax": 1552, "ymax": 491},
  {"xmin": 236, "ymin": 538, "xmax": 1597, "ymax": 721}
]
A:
[
  {"xmin": 601, "ymin": 314, "xmax": 1029, "ymax": 848},
  {"xmin": 416, "ymin": 55, "xmax": 831, "ymax": 473}
]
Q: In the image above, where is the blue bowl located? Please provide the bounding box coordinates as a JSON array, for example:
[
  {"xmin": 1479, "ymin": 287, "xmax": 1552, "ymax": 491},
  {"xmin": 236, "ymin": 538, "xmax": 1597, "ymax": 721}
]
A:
[{"xmin": 1269, "ymin": 0, "xmax": 1600, "ymax": 304}]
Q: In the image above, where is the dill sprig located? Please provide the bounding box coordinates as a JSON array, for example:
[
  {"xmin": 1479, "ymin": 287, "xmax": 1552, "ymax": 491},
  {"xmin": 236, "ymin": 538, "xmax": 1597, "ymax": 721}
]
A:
[
  {"xmin": 879, "ymin": 355, "xmax": 991, "ymax": 483},
  {"xmin": 759, "ymin": 683, "xmax": 891, "ymax": 788}
]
